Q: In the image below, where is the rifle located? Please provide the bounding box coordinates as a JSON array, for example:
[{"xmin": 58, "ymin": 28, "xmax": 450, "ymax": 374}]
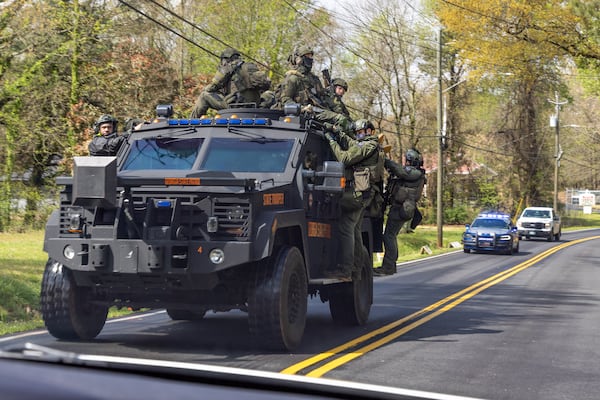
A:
[
  {"xmin": 322, "ymin": 68, "xmax": 333, "ymax": 94},
  {"xmin": 382, "ymin": 177, "xmax": 399, "ymax": 214}
]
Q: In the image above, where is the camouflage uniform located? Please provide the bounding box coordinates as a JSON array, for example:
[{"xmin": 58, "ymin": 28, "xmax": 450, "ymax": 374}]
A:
[
  {"xmin": 190, "ymin": 48, "xmax": 271, "ymax": 117},
  {"xmin": 380, "ymin": 150, "xmax": 426, "ymax": 275},
  {"xmin": 313, "ymin": 78, "xmax": 351, "ymax": 130},
  {"xmin": 327, "ymin": 78, "xmax": 350, "ymax": 118},
  {"xmin": 325, "ymin": 121, "xmax": 383, "ymax": 279},
  {"xmin": 278, "ymin": 46, "xmax": 328, "ymax": 108}
]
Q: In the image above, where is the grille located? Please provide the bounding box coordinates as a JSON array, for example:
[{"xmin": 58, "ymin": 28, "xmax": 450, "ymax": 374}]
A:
[
  {"xmin": 129, "ymin": 193, "xmax": 251, "ymax": 241},
  {"xmin": 213, "ymin": 198, "xmax": 251, "ymax": 239},
  {"xmin": 59, "ymin": 205, "xmax": 83, "ymax": 236},
  {"xmin": 523, "ymin": 222, "xmax": 544, "ymax": 229}
]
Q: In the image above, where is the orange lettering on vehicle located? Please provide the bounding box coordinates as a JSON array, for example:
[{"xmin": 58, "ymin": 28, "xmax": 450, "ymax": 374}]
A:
[
  {"xmin": 164, "ymin": 178, "xmax": 201, "ymax": 185},
  {"xmin": 307, "ymin": 222, "xmax": 331, "ymax": 239},
  {"xmin": 263, "ymin": 193, "xmax": 284, "ymax": 205}
]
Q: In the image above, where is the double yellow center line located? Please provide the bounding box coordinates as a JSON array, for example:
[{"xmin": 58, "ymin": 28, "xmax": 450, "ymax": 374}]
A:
[{"xmin": 282, "ymin": 236, "xmax": 600, "ymax": 377}]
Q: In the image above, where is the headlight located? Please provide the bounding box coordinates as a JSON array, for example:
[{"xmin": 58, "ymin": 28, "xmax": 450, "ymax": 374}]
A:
[
  {"xmin": 63, "ymin": 245, "xmax": 76, "ymax": 260},
  {"xmin": 207, "ymin": 216, "xmax": 218, "ymax": 233},
  {"xmin": 544, "ymin": 222, "xmax": 550, "ymax": 228},
  {"xmin": 209, "ymin": 248, "xmax": 225, "ymax": 264},
  {"xmin": 68, "ymin": 213, "xmax": 82, "ymax": 233},
  {"xmin": 499, "ymin": 234, "xmax": 512, "ymax": 240}
]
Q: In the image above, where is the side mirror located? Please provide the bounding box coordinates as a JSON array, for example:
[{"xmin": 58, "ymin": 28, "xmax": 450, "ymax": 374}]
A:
[{"xmin": 302, "ymin": 161, "xmax": 344, "ymax": 193}]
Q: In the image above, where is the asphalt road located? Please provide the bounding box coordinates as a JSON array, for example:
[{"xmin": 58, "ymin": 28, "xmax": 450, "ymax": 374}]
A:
[{"xmin": 2, "ymin": 229, "xmax": 600, "ymax": 400}]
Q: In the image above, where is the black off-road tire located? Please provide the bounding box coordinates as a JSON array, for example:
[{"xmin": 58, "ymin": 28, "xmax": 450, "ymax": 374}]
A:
[
  {"xmin": 554, "ymin": 229, "xmax": 561, "ymax": 241},
  {"xmin": 166, "ymin": 308, "xmax": 206, "ymax": 321},
  {"xmin": 248, "ymin": 246, "xmax": 307, "ymax": 351},
  {"xmin": 328, "ymin": 247, "xmax": 373, "ymax": 326},
  {"xmin": 41, "ymin": 258, "xmax": 108, "ymax": 340}
]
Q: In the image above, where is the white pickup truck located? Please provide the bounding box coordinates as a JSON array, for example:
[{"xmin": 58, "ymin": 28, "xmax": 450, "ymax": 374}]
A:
[{"xmin": 516, "ymin": 206, "xmax": 561, "ymax": 241}]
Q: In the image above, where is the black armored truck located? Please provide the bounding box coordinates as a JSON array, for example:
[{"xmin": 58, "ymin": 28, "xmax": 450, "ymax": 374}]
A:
[{"xmin": 41, "ymin": 104, "xmax": 381, "ymax": 351}]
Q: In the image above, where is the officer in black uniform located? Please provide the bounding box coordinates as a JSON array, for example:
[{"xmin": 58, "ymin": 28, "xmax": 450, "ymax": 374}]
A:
[
  {"xmin": 88, "ymin": 114, "xmax": 124, "ymax": 156},
  {"xmin": 379, "ymin": 149, "xmax": 426, "ymax": 275}
]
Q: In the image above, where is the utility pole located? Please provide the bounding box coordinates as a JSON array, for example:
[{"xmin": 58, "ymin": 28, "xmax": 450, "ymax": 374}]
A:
[
  {"xmin": 548, "ymin": 92, "xmax": 567, "ymax": 211},
  {"xmin": 436, "ymin": 27, "xmax": 444, "ymax": 248}
]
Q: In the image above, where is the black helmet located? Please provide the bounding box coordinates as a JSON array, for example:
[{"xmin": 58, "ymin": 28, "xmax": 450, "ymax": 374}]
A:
[
  {"xmin": 405, "ymin": 148, "xmax": 422, "ymax": 167},
  {"xmin": 220, "ymin": 47, "xmax": 240, "ymax": 60},
  {"xmin": 96, "ymin": 114, "xmax": 117, "ymax": 125},
  {"xmin": 94, "ymin": 114, "xmax": 117, "ymax": 134},
  {"xmin": 332, "ymin": 78, "xmax": 348, "ymax": 91}
]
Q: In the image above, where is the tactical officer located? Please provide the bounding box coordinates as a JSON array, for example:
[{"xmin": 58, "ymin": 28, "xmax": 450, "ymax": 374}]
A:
[
  {"xmin": 190, "ymin": 48, "xmax": 271, "ymax": 117},
  {"xmin": 278, "ymin": 46, "xmax": 328, "ymax": 108},
  {"xmin": 379, "ymin": 149, "xmax": 426, "ymax": 275},
  {"xmin": 324, "ymin": 119, "xmax": 384, "ymax": 280},
  {"xmin": 88, "ymin": 114, "xmax": 124, "ymax": 156},
  {"xmin": 328, "ymin": 78, "xmax": 350, "ymax": 118}
]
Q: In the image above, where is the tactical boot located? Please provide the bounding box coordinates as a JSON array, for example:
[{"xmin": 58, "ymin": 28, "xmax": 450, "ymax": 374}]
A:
[
  {"xmin": 373, "ymin": 267, "xmax": 395, "ymax": 276},
  {"xmin": 324, "ymin": 264, "xmax": 352, "ymax": 281}
]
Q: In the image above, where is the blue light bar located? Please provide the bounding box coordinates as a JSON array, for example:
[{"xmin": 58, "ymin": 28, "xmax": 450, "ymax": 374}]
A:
[
  {"xmin": 229, "ymin": 118, "xmax": 241, "ymax": 125},
  {"xmin": 241, "ymin": 118, "xmax": 254, "ymax": 125},
  {"xmin": 167, "ymin": 119, "xmax": 179, "ymax": 125},
  {"xmin": 478, "ymin": 212, "xmax": 510, "ymax": 219},
  {"xmin": 215, "ymin": 118, "xmax": 229, "ymax": 125},
  {"xmin": 254, "ymin": 118, "xmax": 269, "ymax": 125},
  {"xmin": 200, "ymin": 118, "xmax": 212, "ymax": 125},
  {"xmin": 189, "ymin": 119, "xmax": 201, "ymax": 125}
]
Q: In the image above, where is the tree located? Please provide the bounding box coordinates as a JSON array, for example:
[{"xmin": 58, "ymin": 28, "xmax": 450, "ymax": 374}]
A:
[{"xmin": 434, "ymin": 0, "xmax": 588, "ymax": 206}]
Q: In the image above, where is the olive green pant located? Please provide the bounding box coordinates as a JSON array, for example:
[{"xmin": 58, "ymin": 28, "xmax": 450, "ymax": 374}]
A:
[{"xmin": 338, "ymin": 191, "xmax": 368, "ymax": 273}]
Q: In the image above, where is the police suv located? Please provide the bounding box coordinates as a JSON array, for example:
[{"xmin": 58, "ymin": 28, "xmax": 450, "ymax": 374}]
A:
[
  {"xmin": 462, "ymin": 211, "xmax": 519, "ymax": 254},
  {"xmin": 41, "ymin": 104, "xmax": 379, "ymax": 351}
]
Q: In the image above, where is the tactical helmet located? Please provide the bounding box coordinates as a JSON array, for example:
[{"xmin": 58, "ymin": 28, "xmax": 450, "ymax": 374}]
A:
[
  {"xmin": 405, "ymin": 148, "xmax": 422, "ymax": 167},
  {"xmin": 94, "ymin": 114, "xmax": 117, "ymax": 133},
  {"xmin": 96, "ymin": 114, "xmax": 117, "ymax": 126},
  {"xmin": 353, "ymin": 119, "xmax": 374, "ymax": 131},
  {"xmin": 296, "ymin": 46, "xmax": 314, "ymax": 57},
  {"xmin": 220, "ymin": 47, "xmax": 240, "ymax": 59},
  {"xmin": 332, "ymin": 78, "xmax": 348, "ymax": 91}
]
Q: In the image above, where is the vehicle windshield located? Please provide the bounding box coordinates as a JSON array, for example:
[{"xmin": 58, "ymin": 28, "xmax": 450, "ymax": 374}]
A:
[
  {"xmin": 122, "ymin": 138, "xmax": 204, "ymax": 170},
  {"xmin": 200, "ymin": 138, "xmax": 294, "ymax": 172},
  {"xmin": 471, "ymin": 218, "xmax": 510, "ymax": 229},
  {"xmin": 523, "ymin": 209, "xmax": 550, "ymax": 218}
]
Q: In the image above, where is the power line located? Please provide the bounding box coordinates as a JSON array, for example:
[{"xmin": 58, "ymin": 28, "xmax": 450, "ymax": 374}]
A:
[{"xmin": 117, "ymin": 0, "xmax": 219, "ymax": 58}]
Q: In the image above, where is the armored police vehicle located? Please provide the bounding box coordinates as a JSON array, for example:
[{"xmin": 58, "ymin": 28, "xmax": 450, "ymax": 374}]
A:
[{"xmin": 41, "ymin": 104, "xmax": 378, "ymax": 351}]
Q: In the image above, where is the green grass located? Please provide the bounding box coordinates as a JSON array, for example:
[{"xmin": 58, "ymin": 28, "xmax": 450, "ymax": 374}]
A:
[
  {"xmin": 1, "ymin": 211, "xmax": 599, "ymax": 336},
  {"xmin": 562, "ymin": 210, "xmax": 600, "ymax": 230},
  {"xmin": 0, "ymin": 231, "xmax": 46, "ymax": 334}
]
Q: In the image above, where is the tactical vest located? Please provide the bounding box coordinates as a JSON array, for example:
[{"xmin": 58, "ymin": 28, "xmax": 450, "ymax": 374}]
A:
[
  {"xmin": 230, "ymin": 62, "xmax": 271, "ymax": 105},
  {"xmin": 352, "ymin": 139, "xmax": 385, "ymax": 192},
  {"xmin": 283, "ymin": 70, "xmax": 326, "ymax": 106},
  {"xmin": 391, "ymin": 167, "xmax": 425, "ymax": 204}
]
